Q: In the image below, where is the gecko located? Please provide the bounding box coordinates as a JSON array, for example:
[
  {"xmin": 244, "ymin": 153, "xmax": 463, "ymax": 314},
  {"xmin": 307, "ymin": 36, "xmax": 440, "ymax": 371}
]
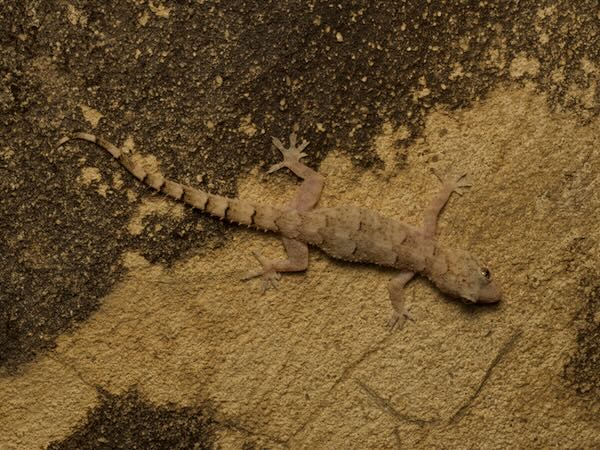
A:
[{"xmin": 56, "ymin": 131, "xmax": 501, "ymax": 330}]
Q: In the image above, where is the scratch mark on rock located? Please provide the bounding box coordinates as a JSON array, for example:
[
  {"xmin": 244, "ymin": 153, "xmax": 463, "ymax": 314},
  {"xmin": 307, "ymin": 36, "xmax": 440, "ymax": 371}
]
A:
[
  {"xmin": 356, "ymin": 378, "xmax": 439, "ymax": 426},
  {"xmin": 448, "ymin": 329, "xmax": 523, "ymax": 424}
]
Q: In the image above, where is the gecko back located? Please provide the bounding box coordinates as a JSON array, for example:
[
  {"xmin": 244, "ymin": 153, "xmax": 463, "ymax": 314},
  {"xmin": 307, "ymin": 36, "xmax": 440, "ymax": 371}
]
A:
[{"xmin": 273, "ymin": 207, "xmax": 429, "ymax": 271}]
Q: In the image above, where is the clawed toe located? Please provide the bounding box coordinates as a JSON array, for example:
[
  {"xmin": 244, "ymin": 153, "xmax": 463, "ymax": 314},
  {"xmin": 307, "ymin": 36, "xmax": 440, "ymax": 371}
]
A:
[
  {"xmin": 240, "ymin": 269, "xmax": 263, "ymax": 281},
  {"xmin": 267, "ymin": 162, "xmax": 285, "ymax": 174}
]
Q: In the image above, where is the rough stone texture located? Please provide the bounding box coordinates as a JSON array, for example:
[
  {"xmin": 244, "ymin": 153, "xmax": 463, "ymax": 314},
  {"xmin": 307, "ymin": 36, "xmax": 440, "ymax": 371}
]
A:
[{"xmin": 1, "ymin": 1, "xmax": 599, "ymax": 449}]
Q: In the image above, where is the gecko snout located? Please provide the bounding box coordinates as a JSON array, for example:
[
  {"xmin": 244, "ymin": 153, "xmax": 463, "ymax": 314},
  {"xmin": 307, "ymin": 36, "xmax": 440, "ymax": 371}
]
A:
[
  {"xmin": 475, "ymin": 278, "xmax": 502, "ymax": 303},
  {"xmin": 474, "ymin": 269, "xmax": 502, "ymax": 303}
]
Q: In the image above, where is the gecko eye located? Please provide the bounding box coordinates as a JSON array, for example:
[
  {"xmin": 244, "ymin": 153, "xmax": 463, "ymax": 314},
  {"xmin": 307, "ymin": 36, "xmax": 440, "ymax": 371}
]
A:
[{"xmin": 481, "ymin": 268, "xmax": 491, "ymax": 280}]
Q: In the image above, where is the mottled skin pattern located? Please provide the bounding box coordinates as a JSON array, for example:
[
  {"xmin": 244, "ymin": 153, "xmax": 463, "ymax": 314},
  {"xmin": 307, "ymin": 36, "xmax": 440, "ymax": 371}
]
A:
[{"xmin": 57, "ymin": 132, "xmax": 501, "ymax": 330}]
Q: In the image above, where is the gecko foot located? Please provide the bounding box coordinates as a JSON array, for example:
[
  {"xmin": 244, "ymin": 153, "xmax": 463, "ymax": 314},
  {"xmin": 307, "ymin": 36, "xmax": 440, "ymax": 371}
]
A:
[
  {"xmin": 433, "ymin": 169, "xmax": 472, "ymax": 196},
  {"xmin": 268, "ymin": 133, "xmax": 309, "ymax": 174},
  {"xmin": 387, "ymin": 309, "xmax": 415, "ymax": 332},
  {"xmin": 241, "ymin": 251, "xmax": 282, "ymax": 293}
]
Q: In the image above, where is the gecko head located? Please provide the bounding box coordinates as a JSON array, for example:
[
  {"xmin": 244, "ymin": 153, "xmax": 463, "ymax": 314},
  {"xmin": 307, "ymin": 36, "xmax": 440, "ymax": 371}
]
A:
[{"xmin": 427, "ymin": 247, "xmax": 501, "ymax": 304}]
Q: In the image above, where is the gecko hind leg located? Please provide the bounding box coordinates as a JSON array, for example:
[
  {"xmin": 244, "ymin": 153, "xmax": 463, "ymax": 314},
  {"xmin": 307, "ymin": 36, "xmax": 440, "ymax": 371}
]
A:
[
  {"xmin": 243, "ymin": 133, "xmax": 324, "ymax": 292},
  {"xmin": 241, "ymin": 238, "xmax": 308, "ymax": 293},
  {"xmin": 387, "ymin": 271, "xmax": 416, "ymax": 331},
  {"xmin": 268, "ymin": 132, "xmax": 324, "ymax": 211}
]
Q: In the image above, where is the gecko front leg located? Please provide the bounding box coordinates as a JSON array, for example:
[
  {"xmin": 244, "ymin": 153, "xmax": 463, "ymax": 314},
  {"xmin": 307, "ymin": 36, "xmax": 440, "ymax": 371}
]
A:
[
  {"xmin": 422, "ymin": 171, "xmax": 471, "ymax": 239},
  {"xmin": 387, "ymin": 271, "xmax": 416, "ymax": 331},
  {"xmin": 242, "ymin": 133, "xmax": 324, "ymax": 292}
]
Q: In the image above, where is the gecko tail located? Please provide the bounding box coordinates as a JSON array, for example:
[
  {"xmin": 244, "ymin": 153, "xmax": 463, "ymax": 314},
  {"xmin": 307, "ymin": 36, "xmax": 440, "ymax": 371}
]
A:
[{"xmin": 56, "ymin": 132, "xmax": 282, "ymax": 232}]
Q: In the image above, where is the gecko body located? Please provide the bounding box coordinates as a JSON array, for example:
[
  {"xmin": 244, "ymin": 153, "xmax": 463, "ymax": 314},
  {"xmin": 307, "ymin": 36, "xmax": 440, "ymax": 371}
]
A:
[{"xmin": 57, "ymin": 132, "xmax": 501, "ymax": 329}]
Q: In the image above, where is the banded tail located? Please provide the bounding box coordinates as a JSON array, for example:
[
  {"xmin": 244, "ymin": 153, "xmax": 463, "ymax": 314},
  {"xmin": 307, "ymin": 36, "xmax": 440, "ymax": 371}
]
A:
[{"xmin": 56, "ymin": 132, "xmax": 283, "ymax": 232}]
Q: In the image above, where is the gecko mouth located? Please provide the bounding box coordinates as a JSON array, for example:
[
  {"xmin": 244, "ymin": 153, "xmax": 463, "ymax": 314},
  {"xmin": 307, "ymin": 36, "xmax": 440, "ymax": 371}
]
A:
[{"xmin": 477, "ymin": 281, "xmax": 502, "ymax": 303}]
